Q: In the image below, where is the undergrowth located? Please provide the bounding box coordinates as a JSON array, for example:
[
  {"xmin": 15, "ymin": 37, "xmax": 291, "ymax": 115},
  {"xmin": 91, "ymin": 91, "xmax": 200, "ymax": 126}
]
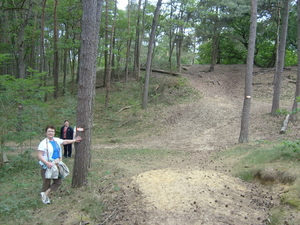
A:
[
  {"xmin": 1, "ymin": 73, "xmax": 300, "ymax": 224},
  {"xmin": 0, "ymin": 74, "xmax": 197, "ymax": 224}
]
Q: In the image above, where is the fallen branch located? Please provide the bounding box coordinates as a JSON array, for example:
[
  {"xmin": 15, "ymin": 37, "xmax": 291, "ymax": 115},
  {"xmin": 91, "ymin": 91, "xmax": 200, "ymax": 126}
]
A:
[
  {"xmin": 280, "ymin": 114, "xmax": 290, "ymax": 134},
  {"xmin": 140, "ymin": 67, "xmax": 180, "ymax": 76},
  {"xmin": 117, "ymin": 105, "xmax": 132, "ymax": 113}
]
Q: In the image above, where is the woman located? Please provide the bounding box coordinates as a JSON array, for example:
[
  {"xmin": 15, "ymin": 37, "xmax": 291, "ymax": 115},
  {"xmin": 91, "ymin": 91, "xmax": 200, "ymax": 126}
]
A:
[{"xmin": 37, "ymin": 125, "xmax": 82, "ymax": 204}]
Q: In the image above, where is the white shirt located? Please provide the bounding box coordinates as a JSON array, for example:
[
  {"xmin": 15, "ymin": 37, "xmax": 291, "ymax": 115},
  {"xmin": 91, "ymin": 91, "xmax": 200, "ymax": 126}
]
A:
[{"xmin": 38, "ymin": 137, "xmax": 63, "ymax": 165}]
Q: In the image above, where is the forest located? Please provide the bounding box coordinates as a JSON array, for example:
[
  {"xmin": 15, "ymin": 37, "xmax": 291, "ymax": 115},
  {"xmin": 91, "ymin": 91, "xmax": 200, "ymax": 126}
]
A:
[
  {"xmin": 0, "ymin": 0, "xmax": 299, "ymax": 125},
  {"xmin": 2, "ymin": 0, "xmax": 300, "ymax": 224},
  {"xmin": 0, "ymin": 0, "xmax": 299, "ymax": 80}
]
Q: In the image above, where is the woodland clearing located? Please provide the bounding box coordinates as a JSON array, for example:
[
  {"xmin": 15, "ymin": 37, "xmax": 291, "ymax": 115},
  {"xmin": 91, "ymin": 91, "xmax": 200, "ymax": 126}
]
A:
[
  {"xmin": 89, "ymin": 64, "xmax": 300, "ymax": 225},
  {"xmin": 5, "ymin": 64, "xmax": 300, "ymax": 225}
]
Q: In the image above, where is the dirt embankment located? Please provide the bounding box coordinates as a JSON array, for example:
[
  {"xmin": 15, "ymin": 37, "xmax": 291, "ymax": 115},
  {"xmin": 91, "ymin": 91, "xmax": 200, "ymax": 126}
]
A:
[{"xmin": 99, "ymin": 65, "xmax": 299, "ymax": 225}]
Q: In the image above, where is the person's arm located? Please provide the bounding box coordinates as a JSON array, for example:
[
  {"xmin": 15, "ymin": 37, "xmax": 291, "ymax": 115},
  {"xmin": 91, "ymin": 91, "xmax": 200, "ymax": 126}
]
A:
[
  {"xmin": 62, "ymin": 136, "xmax": 82, "ymax": 145},
  {"xmin": 38, "ymin": 150, "xmax": 53, "ymax": 168}
]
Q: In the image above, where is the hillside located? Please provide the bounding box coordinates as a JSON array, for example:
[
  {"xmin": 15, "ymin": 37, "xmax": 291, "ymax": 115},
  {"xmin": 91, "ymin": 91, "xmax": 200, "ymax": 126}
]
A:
[{"xmin": 93, "ymin": 64, "xmax": 300, "ymax": 225}]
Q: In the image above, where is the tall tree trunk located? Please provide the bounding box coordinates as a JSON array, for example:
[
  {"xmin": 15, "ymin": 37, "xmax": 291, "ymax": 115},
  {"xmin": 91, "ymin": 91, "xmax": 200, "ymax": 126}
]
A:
[
  {"xmin": 41, "ymin": 0, "xmax": 48, "ymax": 101},
  {"xmin": 103, "ymin": 0, "xmax": 109, "ymax": 87},
  {"xmin": 53, "ymin": 0, "xmax": 59, "ymax": 99},
  {"xmin": 17, "ymin": 0, "xmax": 33, "ymax": 78},
  {"xmin": 176, "ymin": 26, "xmax": 184, "ymax": 73},
  {"xmin": 238, "ymin": 0, "xmax": 257, "ymax": 143},
  {"xmin": 72, "ymin": 0, "xmax": 103, "ymax": 188},
  {"xmin": 125, "ymin": 0, "xmax": 131, "ymax": 82},
  {"xmin": 209, "ymin": 8, "xmax": 220, "ymax": 73},
  {"xmin": 291, "ymin": 0, "xmax": 300, "ymax": 123},
  {"xmin": 63, "ymin": 48, "xmax": 67, "ymax": 94},
  {"xmin": 271, "ymin": 0, "xmax": 290, "ymax": 115},
  {"xmin": 105, "ymin": 0, "xmax": 116, "ymax": 108},
  {"xmin": 133, "ymin": 0, "xmax": 142, "ymax": 81},
  {"xmin": 142, "ymin": 0, "xmax": 162, "ymax": 109},
  {"xmin": 62, "ymin": 27, "xmax": 69, "ymax": 95},
  {"xmin": 168, "ymin": 0, "xmax": 175, "ymax": 74}
]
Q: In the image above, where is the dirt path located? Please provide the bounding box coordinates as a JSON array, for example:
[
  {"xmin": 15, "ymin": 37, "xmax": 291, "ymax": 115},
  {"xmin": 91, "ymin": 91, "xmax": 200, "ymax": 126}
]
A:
[{"xmin": 99, "ymin": 65, "xmax": 298, "ymax": 225}]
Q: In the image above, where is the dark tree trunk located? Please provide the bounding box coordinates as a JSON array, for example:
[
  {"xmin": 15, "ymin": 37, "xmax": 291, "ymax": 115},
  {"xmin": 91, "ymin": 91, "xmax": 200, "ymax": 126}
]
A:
[
  {"xmin": 133, "ymin": 0, "xmax": 142, "ymax": 81},
  {"xmin": 72, "ymin": 0, "xmax": 103, "ymax": 188},
  {"xmin": 53, "ymin": 0, "xmax": 59, "ymax": 99},
  {"xmin": 291, "ymin": 0, "xmax": 300, "ymax": 123},
  {"xmin": 125, "ymin": 0, "xmax": 131, "ymax": 82}
]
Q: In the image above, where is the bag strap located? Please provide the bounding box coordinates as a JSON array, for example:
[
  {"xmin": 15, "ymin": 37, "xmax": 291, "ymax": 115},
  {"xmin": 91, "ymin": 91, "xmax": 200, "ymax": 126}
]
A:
[{"xmin": 46, "ymin": 139, "xmax": 49, "ymax": 161}]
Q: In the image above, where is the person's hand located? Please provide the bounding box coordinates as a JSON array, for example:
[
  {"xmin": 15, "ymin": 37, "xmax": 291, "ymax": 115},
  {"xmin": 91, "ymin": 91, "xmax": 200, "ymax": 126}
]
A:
[
  {"xmin": 46, "ymin": 161, "xmax": 53, "ymax": 168},
  {"xmin": 75, "ymin": 136, "xmax": 82, "ymax": 142}
]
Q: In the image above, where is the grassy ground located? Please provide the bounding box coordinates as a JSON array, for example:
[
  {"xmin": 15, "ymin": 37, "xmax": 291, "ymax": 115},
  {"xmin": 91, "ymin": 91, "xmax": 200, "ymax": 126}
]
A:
[
  {"xmin": 210, "ymin": 141, "xmax": 300, "ymax": 224},
  {"xmin": 1, "ymin": 74, "xmax": 300, "ymax": 224}
]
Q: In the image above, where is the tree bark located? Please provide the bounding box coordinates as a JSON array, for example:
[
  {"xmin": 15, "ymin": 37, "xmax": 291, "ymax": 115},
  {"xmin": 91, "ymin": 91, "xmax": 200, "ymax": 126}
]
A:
[
  {"xmin": 53, "ymin": 0, "xmax": 59, "ymax": 98},
  {"xmin": 125, "ymin": 0, "xmax": 131, "ymax": 82},
  {"xmin": 105, "ymin": 0, "xmax": 117, "ymax": 109},
  {"xmin": 271, "ymin": 0, "xmax": 290, "ymax": 115},
  {"xmin": 103, "ymin": 0, "xmax": 109, "ymax": 87},
  {"xmin": 142, "ymin": 0, "xmax": 163, "ymax": 109},
  {"xmin": 208, "ymin": 7, "xmax": 220, "ymax": 72},
  {"xmin": 280, "ymin": 114, "xmax": 290, "ymax": 134},
  {"xmin": 238, "ymin": 0, "xmax": 257, "ymax": 143},
  {"xmin": 72, "ymin": 0, "xmax": 103, "ymax": 188},
  {"xmin": 133, "ymin": 0, "xmax": 142, "ymax": 81},
  {"xmin": 16, "ymin": 0, "xmax": 33, "ymax": 78},
  {"xmin": 290, "ymin": 0, "xmax": 300, "ymax": 123},
  {"xmin": 41, "ymin": 0, "xmax": 48, "ymax": 101}
]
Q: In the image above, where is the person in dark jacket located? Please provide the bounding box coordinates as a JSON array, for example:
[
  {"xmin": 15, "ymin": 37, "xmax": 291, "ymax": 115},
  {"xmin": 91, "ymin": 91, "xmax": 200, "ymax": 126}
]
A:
[{"xmin": 60, "ymin": 120, "xmax": 74, "ymax": 158}]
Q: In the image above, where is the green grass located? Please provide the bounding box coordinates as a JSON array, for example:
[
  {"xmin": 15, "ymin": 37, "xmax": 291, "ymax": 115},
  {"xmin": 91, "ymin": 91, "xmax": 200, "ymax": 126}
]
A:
[
  {"xmin": 1, "ymin": 74, "xmax": 300, "ymax": 224},
  {"xmin": 0, "ymin": 75, "xmax": 197, "ymax": 224}
]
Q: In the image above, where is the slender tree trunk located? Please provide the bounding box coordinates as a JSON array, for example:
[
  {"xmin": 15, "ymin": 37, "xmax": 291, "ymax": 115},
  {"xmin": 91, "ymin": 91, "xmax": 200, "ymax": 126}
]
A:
[
  {"xmin": 291, "ymin": 0, "xmax": 300, "ymax": 123},
  {"xmin": 105, "ymin": 0, "xmax": 116, "ymax": 108},
  {"xmin": 168, "ymin": 0, "xmax": 175, "ymax": 74},
  {"xmin": 41, "ymin": 0, "xmax": 48, "ymax": 101},
  {"xmin": 72, "ymin": 0, "xmax": 103, "ymax": 188},
  {"xmin": 133, "ymin": 0, "xmax": 142, "ymax": 81},
  {"xmin": 53, "ymin": 0, "xmax": 59, "ymax": 98},
  {"xmin": 62, "ymin": 27, "xmax": 69, "ymax": 95},
  {"xmin": 142, "ymin": 0, "xmax": 162, "ymax": 109},
  {"xmin": 176, "ymin": 26, "xmax": 184, "ymax": 73},
  {"xmin": 271, "ymin": 0, "xmax": 290, "ymax": 115},
  {"xmin": 103, "ymin": 0, "xmax": 109, "ymax": 87},
  {"xmin": 63, "ymin": 48, "xmax": 67, "ymax": 94},
  {"xmin": 17, "ymin": 0, "xmax": 33, "ymax": 78},
  {"xmin": 125, "ymin": 0, "xmax": 131, "ymax": 82},
  {"xmin": 238, "ymin": 0, "xmax": 257, "ymax": 143},
  {"xmin": 209, "ymin": 8, "xmax": 219, "ymax": 72}
]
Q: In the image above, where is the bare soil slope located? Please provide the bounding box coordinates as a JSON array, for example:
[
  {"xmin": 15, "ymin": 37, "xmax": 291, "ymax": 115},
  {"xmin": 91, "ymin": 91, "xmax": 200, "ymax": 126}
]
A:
[{"xmin": 99, "ymin": 64, "xmax": 300, "ymax": 225}]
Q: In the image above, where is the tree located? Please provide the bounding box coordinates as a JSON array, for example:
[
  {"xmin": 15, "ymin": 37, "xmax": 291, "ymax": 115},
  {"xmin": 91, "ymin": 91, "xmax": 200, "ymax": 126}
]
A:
[
  {"xmin": 72, "ymin": 0, "xmax": 103, "ymax": 188},
  {"xmin": 290, "ymin": 0, "xmax": 300, "ymax": 123},
  {"xmin": 142, "ymin": 0, "xmax": 162, "ymax": 109},
  {"xmin": 133, "ymin": 0, "xmax": 142, "ymax": 81},
  {"xmin": 271, "ymin": 0, "xmax": 291, "ymax": 115},
  {"xmin": 0, "ymin": 72, "xmax": 53, "ymax": 148},
  {"xmin": 125, "ymin": 0, "xmax": 131, "ymax": 82},
  {"xmin": 53, "ymin": 0, "xmax": 59, "ymax": 98},
  {"xmin": 105, "ymin": 0, "xmax": 117, "ymax": 108},
  {"xmin": 238, "ymin": 0, "xmax": 257, "ymax": 143}
]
